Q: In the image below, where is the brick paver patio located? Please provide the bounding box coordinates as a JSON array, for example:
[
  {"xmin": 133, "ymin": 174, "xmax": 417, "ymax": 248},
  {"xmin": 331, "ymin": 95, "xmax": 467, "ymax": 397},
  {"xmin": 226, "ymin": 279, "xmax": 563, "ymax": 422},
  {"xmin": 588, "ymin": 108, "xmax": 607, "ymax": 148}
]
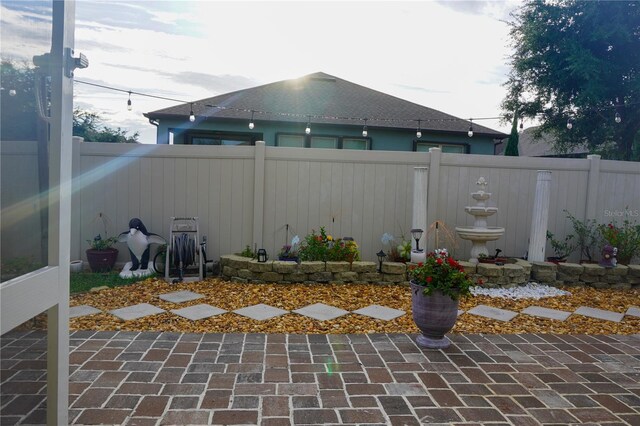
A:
[{"xmin": 1, "ymin": 330, "xmax": 639, "ymax": 425}]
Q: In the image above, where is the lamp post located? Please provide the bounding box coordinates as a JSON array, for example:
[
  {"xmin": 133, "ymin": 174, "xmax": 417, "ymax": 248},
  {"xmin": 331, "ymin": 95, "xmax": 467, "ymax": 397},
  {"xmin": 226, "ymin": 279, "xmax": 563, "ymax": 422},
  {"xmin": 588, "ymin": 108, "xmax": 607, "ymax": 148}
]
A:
[
  {"xmin": 410, "ymin": 228, "xmax": 423, "ymax": 252},
  {"xmin": 376, "ymin": 250, "xmax": 386, "ymax": 273}
]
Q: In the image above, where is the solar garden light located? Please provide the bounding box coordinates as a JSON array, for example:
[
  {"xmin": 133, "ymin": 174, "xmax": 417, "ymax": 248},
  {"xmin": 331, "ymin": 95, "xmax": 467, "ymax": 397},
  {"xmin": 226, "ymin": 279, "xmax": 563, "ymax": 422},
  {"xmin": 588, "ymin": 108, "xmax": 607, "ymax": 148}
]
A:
[
  {"xmin": 376, "ymin": 250, "xmax": 386, "ymax": 273},
  {"xmin": 257, "ymin": 248, "xmax": 268, "ymax": 263},
  {"xmin": 411, "ymin": 228, "xmax": 424, "ymax": 252}
]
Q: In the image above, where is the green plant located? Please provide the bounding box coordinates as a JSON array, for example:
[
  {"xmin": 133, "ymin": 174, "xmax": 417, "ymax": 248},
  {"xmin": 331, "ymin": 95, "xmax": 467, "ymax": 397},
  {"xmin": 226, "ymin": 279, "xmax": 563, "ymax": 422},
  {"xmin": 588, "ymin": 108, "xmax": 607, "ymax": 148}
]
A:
[
  {"xmin": 407, "ymin": 248, "xmax": 475, "ymax": 300},
  {"xmin": 598, "ymin": 219, "xmax": 640, "ymax": 265},
  {"xmin": 236, "ymin": 245, "xmax": 256, "ymax": 258},
  {"xmin": 87, "ymin": 234, "xmax": 118, "ymax": 250},
  {"xmin": 70, "ymin": 271, "xmax": 149, "ymax": 294},
  {"xmin": 546, "ymin": 231, "xmax": 576, "ymax": 260},
  {"xmin": 298, "ymin": 227, "xmax": 360, "ymax": 262},
  {"xmin": 381, "ymin": 232, "xmax": 411, "ymax": 262},
  {"xmin": 564, "ymin": 210, "xmax": 601, "ymax": 262}
]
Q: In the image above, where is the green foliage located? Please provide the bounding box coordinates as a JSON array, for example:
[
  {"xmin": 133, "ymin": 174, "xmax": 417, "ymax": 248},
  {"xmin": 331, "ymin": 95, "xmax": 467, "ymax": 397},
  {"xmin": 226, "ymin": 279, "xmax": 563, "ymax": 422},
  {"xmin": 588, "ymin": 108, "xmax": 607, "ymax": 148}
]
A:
[
  {"xmin": 504, "ymin": 111, "xmax": 520, "ymax": 156},
  {"xmin": 564, "ymin": 210, "xmax": 600, "ymax": 262},
  {"xmin": 70, "ymin": 272, "xmax": 148, "ymax": 294},
  {"xmin": 408, "ymin": 249, "xmax": 474, "ymax": 300},
  {"xmin": 236, "ymin": 245, "xmax": 256, "ymax": 258},
  {"xmin": 298, "ymin": 227, "xmax": 360, "ymax": 262},
  {"xmin": 598, "ymin": 219, "xmax": 640, "ymax": 265},
  {"xmin": 1, "ymin": 60, "xmax": 40, "ymax": 140},
  {"xmin": 87, "ymin": 234, "xmax": 118, "ymax": 250},
  {"xmin": 73, "ymin": 109, "xmax": 139, "ymax": 143},
  {"xmin": 1, "ymin": 256, "xmax": 45, "ymax": 282},
  {"xmin": 546, "ymin": 230, "xmax": 576, "ymax": 260},
  {"xmin": 502, "ymin": 0, "xmax": 640, "ymax": 161}
]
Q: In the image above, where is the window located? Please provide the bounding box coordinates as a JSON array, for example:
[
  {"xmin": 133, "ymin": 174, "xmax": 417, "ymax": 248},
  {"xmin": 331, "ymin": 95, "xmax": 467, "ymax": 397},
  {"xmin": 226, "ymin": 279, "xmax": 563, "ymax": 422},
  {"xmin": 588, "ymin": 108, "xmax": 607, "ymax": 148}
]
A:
[
  {"xmin": 277, "ymin": 134, "xmax": 305, "ymax": 147},
  {"xmin": 310, "ymin": 136, "xmax": 338, "ymax": 149},
  {"xmin": 415, "ymin": 142, "xmax": 468, "ymax": 154},
  {"xmin": 342, "ymin": 138, "xmax": 370, "ymax": 150},
  {"xmin": 276, "ymin": 133, "xmax": 371, "ymax": 150},
  {"xmin": 169, "ymin": 129, "xmax": 260, "ymax": 145}
]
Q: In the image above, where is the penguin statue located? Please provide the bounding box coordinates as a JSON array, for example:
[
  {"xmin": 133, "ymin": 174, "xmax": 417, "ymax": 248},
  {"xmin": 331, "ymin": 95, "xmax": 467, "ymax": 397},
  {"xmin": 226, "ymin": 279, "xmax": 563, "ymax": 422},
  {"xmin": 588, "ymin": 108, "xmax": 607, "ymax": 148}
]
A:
[{"xmin": 118, "ymin": 218, "xmax": 166, "ymax": 278}]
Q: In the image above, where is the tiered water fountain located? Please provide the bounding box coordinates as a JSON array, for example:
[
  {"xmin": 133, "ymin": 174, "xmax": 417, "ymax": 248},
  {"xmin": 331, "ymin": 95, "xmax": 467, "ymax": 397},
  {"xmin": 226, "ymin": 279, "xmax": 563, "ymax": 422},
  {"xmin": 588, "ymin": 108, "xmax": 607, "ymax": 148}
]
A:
[{"xmin": 455, "ymin": 177, "xmax": 505, "ymax": 263}]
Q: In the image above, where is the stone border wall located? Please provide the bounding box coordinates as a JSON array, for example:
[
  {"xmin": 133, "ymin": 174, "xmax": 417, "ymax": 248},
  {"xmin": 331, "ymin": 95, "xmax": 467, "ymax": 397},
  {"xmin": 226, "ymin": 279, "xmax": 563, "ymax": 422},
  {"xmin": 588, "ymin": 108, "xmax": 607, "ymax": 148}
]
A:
[
  {"xmin": 531, "ymin": 262, "xmax": 640, "ymax": 290},
  {"xmin": 221, "ymin": 255, "xmax": 639, "ymax": 289}
]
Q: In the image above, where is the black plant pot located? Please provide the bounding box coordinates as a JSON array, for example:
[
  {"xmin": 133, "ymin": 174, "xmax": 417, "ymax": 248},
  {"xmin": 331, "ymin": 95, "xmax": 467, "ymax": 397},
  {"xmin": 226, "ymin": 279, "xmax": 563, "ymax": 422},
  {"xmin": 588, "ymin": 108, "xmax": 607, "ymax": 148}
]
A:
[{"xmin": 86, "ymin": 248, "xmax": 119, "ymax": 272}]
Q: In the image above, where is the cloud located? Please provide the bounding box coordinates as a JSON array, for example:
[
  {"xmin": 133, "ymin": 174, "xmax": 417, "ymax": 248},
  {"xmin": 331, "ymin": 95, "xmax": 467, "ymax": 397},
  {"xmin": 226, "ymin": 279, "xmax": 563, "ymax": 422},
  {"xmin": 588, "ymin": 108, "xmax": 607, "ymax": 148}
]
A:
[{"xmin": 396, "ymin": 84, "xmax": 451, "ymax": 95}]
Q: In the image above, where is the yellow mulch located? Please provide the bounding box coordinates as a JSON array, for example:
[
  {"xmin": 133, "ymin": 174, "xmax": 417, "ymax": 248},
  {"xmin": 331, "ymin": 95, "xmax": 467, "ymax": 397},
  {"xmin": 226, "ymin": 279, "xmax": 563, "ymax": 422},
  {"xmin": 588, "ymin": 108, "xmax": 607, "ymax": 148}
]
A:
[{"xmin": 62, "ymin": 277, "xmax": 640, "ymax": 335}]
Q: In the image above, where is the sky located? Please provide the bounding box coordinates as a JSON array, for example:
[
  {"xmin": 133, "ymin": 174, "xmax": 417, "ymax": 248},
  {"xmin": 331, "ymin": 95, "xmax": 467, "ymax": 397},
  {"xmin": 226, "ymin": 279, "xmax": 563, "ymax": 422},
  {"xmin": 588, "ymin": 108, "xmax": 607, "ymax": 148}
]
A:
[{"xmin": 3, "ymin": 0, "xmax": 522, "ymax": 143}]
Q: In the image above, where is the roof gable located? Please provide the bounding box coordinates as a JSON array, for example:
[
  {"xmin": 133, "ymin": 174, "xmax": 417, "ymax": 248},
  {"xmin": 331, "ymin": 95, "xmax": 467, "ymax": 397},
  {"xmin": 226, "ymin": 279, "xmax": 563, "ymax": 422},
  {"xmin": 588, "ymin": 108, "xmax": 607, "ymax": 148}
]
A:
[{"xmin": 145, "ymin": 72, "xmax": 505, "ymax": 137}]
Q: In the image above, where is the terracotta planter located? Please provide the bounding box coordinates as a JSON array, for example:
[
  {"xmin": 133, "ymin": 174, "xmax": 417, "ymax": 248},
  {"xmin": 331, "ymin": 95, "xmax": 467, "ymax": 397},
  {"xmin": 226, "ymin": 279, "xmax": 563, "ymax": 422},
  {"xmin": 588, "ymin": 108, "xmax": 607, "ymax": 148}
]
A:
[
  {"xmin": 410, "ymin": 282, "xmax": 458, "ymax": 349},
  {"xmin": 86, "ymin": 248, "xmax": 119, "ymax": 272}
]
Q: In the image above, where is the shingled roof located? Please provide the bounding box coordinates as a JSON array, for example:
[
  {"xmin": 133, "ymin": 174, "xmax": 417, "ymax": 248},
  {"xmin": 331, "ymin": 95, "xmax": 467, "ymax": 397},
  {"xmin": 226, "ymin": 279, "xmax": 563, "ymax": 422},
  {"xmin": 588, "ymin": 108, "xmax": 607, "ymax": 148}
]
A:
[{"xmin": 145, "ymin": 72, "xmax": 506, "ymax": 137}]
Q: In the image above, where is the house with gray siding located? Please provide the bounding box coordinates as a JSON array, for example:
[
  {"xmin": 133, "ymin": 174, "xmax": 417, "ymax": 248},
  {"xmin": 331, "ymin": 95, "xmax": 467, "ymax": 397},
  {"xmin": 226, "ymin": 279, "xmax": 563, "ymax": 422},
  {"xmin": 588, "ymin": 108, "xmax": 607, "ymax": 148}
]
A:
[{"xmin": 144, "ymin": 72, "xmax": 506, "ymax": 153}]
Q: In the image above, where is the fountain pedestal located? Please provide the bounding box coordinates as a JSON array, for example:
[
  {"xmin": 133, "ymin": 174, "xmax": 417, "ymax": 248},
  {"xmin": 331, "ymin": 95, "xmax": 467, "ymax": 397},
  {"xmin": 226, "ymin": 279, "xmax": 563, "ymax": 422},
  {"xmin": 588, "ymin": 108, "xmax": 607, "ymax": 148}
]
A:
[{"xmin": 455, "ymin": 177, "xmax": 505, "ymax": 263}]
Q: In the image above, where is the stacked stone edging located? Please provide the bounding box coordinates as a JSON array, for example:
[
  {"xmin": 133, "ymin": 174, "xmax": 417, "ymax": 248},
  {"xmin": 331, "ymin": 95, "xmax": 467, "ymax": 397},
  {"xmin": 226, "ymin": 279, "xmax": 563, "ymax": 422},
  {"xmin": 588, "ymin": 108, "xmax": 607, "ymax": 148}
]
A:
[
  {"xmin": 532, "ymin": 261, "xmax": 640, "ymax": 290},
  {"xmin": 220, "ymin": 255, "xmax": 639, "ymax": 289}
]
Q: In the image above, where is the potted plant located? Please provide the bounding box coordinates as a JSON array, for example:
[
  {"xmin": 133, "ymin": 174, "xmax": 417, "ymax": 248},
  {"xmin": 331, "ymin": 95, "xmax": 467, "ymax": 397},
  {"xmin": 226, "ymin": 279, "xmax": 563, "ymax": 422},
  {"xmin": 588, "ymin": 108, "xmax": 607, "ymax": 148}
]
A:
[
  {"xmin": 279, "ymin": 235, "xmax": 301, "ymax": 262},
  {"xmin": 408, "ymin": 248, "xmax": 474, "ymax": 349},
  {"xmin": 546, "ymin": 231, "xmax": 576, "ymax": 264},
  {"xmin": 86, "ymin": 234, "xmax": 119, "ymax": 272},
  {"xmin": 598, "ymin": 219, "xmax": 640, "ymax": 265},
  {"xmin": 381, "ymin": 232, "xmax": 411, "ymax": 263}
]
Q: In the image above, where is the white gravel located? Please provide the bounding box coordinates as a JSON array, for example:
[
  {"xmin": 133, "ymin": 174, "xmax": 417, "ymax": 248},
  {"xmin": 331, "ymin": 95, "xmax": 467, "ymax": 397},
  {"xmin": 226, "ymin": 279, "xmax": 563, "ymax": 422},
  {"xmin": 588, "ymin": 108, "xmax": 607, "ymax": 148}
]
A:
[{"xmin": 470, "ymin": 282, "xmax": 571, "ymax": 300}]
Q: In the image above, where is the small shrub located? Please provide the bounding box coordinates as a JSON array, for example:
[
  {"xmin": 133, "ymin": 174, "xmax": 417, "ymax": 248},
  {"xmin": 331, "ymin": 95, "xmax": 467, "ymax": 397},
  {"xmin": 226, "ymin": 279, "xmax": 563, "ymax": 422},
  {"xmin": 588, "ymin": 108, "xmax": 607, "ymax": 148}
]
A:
[
  {"xmin": 236, "ymin": 245, "xmax": 256, "ymax": 258},
  {"xmin": 598, "ymin": 219, "xmax": 640, "ymax": 265},
  {"xmin": 298, "ymin": 227, "xmax": 360, "ymax": 262}
]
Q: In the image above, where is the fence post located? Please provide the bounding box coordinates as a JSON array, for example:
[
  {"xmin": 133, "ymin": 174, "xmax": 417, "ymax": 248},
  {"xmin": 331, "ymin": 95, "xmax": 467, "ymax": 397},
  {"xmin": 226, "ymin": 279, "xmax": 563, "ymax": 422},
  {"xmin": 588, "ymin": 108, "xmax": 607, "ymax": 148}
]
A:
[
  {"xmin": 426, "ymin": 148, "xmax": 441, "ymax": 251},
  {"xmin": 253, "ymin": 141, "xmax": 266, "ymax": 248},
  {"xmin": 412, "ymin": 167, "xmax": 429, "ymax": 251},
  {"xmin": 585, "ymin": 154, "xmax": 601, "ymax": 221},
  {"xmin": 70, "ymin": 136, "xmax": 83, "ymax": 262},
  {"xmin": 527, "ymin": 170, "xmax": 552, "ymax": 262}
]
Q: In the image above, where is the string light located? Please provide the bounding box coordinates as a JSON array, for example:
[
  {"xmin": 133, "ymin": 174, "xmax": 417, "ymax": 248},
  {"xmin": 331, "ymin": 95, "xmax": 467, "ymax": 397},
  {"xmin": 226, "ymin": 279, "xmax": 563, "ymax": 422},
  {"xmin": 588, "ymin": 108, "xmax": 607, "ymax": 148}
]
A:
[
  {"xmin": 249, "ymin": 110, "xmax": 255, "ymax": 129},
  {"xmin": 518, "ymin": 117, "xmax": 524, "ymax": 133},
  {"xmin": 362, "ymin": 118, "xmax": 368, "ymax": 137},
  {"xmin": 75, "ymin": 79, "xmax": 634, "ymax": 133}
]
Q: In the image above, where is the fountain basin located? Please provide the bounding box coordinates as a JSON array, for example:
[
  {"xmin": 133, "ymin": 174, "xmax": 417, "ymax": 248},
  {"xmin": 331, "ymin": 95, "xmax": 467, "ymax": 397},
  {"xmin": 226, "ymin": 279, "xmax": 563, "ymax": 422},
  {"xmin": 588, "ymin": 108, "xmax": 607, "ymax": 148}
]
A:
[
  {"xmin": 464, "ymin": 206, "xmax": 498, "ymax": 217},
  {"xmin": 455, "ymin": 226, "xmax": 505, "ymax": 242}
]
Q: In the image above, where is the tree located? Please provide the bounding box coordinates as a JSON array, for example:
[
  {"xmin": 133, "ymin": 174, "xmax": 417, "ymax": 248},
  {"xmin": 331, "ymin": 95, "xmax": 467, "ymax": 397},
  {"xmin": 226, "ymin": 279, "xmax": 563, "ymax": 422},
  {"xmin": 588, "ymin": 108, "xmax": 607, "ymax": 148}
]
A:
[
  {"xmin": 73, "ymin": 109, "xmax": 139, "ymax": 143},
  {"xmin": 502, "ymin": 0, "xmax": 640, "ymax": 161},
  {"xmin": 504, "ymin": 110, "xmax": 520, "ymax": 156}
]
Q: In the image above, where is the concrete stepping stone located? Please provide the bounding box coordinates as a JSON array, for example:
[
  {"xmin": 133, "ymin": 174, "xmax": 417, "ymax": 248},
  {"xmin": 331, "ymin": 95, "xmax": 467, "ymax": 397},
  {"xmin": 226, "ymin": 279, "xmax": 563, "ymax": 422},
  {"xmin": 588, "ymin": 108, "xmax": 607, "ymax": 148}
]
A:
[
  {"xmin": 458, "ymin": 310, "xmax": 465, "ymax": 316},
  {"xmin": 233, "ymin": 304, "xmax": 288, "ymax": 321},
  {"xmin": 158, "ymin": 290, "xmax": 204, "ymax": 304},
  {"xmin": 521, "ymin": 306, "xmax": 571, "ymax": 321},
  {"xmin": 626, "ymin": 306, "xmax": 640, "ymax": 318},
  {"xmin": 467, "ymin": 305, "xmax": 518, "ymax": 322},
  {"xmin": 293, "ymin": 303, "xmax": 349, "ymax": 321},
  {"xmin": 352, "ymin": 305, "xmax": 405, "ymax": 321},
  {"xmin": 70, "ymin": 305, "xmax": 102, "ymax": 318},
  {"xmin": 109, "ymin": 303, "xmax": 165, "ymax": 321},
  {"xmin": 575, "ymin": 306, "xmax": 624, "ymax": 323},
  {"xmin": 171, "ymin": 304, "xmax": 227, "ymax": 321}
]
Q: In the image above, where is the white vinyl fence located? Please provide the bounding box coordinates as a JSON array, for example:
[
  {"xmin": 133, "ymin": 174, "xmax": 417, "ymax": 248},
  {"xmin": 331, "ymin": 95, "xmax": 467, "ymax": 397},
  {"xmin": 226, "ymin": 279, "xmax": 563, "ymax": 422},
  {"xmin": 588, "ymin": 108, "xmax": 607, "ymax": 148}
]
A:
[{"xmin": 2, "ymin": 139, "xmax": 639, "ymax": 265}]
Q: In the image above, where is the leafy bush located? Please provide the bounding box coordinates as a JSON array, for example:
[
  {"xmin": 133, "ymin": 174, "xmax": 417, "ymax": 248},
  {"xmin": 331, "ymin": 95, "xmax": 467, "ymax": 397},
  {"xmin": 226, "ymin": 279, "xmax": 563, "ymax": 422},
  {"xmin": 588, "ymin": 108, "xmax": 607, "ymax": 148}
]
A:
[
  {"xmin": 87, "ymin": 234, "xmax": 118, "ymax": 250},
  {"xmin": 564, "ymin": 210, "xmax": 600, "ymax": 262},
  {"xmin": 236, "ymin": 245, "xmax": 256, "ymax": 258},
  {"xmin": 546, "ymin": 231, "xmax": 576, "ymax": 260},
  {"xmin": 298, "ymin": 227, "xmax": 360, "ymax": 262},
  {"xmin": 598, "ymin": 219, "xmax": 640, "ymax": 265}
]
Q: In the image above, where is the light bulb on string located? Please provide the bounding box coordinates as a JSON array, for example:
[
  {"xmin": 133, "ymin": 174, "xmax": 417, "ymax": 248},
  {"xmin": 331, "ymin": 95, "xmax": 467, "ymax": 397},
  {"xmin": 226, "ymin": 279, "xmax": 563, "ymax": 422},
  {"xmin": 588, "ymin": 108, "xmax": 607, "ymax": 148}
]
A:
[
  {"xmin": 189, "ymin": 103, "xmax": 195, "ymax": 122},
  {"xmin": 566, "ymin": 118, "xmax": 573, "ymax": 130},
  {"xmin": 519, "ymin": 117, "xmax": 524, "ymax": 133},
  {"xmin": 467, "ymin": 119, "xmax": 473, "ymax": 137},
  {"xmin": 615, "ymin": 112, "xmax": 621, "ymax": 123},
  {"xmin": 362, "ymin": 118, "xmax": 368, "ymax": 137},
  {"xmin": 127, "ymin": 91, "xmax": 132, "ymax": 111},
  {"xmin": 248, "ymin": 110, "xmax": 255, "ymax": 129},
  {"xmin": 416, "ymin": 119, "xmax": 422, "ymax": 139},
  {"xmin": 305, "ymin": 116, "xmax": 311, "ymax": 135}
]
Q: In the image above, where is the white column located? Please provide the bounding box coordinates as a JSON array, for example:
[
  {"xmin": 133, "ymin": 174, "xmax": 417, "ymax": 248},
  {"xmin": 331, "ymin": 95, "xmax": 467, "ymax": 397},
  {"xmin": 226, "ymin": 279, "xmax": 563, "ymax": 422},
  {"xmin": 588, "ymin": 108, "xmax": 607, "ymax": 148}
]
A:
[
  {"xmin": 412, "ymin": 167, "xmax": 429, "ymax": 252},
  {"xmin": 528, "ymin": 170, "xmax": 552, "ymax": 262},
  {"xmin": 252, "ymin": 141, "xmax": 266, "ymax": 249}
]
